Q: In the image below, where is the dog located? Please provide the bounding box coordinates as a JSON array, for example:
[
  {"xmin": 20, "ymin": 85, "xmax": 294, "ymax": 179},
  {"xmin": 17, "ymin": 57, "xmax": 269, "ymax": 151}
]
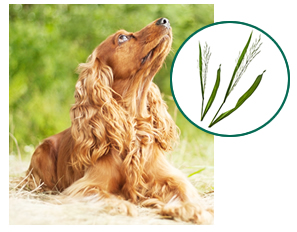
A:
[{"xmin": 25, "ymin": 18, "xmax": 213, "ymax": 224}]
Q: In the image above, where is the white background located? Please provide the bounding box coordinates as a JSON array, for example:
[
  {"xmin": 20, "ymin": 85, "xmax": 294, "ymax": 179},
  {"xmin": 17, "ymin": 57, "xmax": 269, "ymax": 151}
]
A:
[
  {"xmin": 214, "ymin": 1, "xmax": 297, "ymax": 231},
  {"xmin": 3, "ymin": 1, "xmax": 297, "ymax": 232},
  {"xmin": 172, "ymin": 23, "xmax": 288, "ymax": 135}
]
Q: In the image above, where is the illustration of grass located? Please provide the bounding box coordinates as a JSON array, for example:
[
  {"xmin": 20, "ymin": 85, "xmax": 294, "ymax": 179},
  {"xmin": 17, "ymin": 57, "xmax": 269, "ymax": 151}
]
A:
[
  {"xmin": 209, "ymin": 70, "xmax": 265, "ymax": 128},
  {"xmin": 198, "ymin": 42, "xmax": 220, "ymax": 121},
  {"xmin": 208, "ymin": 31, "xmax": 264, "ymax": 128},
  {"xmin": 201, "ymin": 65, "xmax": 221, "ymax": 121}
]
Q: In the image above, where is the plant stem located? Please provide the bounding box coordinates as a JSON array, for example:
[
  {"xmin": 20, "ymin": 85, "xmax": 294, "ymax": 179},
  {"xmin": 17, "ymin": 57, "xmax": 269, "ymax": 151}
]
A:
[
  {"xmin": 208, "ymin": 70, "xmax": 266, "ymax": 128},
  {"xmin": 209, "ymin": 101, "xmax": 225, "ymax": 127},
  {"xmin": 201, "ymin": 64, "xmax": 221, "ymax": 121},
  {"xmin": 201, "ymin": 97, "xmax": 205, "ymax": 121},
  {"xmin": 209, "ymin": 32, "xmax": 253, "ymax": 128}
]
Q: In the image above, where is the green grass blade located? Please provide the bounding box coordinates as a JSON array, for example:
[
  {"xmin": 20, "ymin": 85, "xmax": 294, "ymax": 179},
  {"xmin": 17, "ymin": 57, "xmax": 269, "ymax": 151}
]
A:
[
  {"xmin": 209, "ymin": 70, "xmax": 265, "ymax": 128},
  {"xmin": 199, "ymin": 42, "xmax": 204, "ymax": 97},
  {"xmin": 199, "ymin": 42, "xmax": 204, "ymax": 119},
  {"xmin": 224, "ymin": 31, "xmax": 253, "ymax": 102},
  {"xmin": 201, "ymin": 64, "xmax": 221, "ymax": 121},
  {"xmin": 188, "ymin": 168, "xmax": 206, "ymax": 177},
  {"xmin": 210, "ymin": 32, "xmax": 254, "ymax": 126}
]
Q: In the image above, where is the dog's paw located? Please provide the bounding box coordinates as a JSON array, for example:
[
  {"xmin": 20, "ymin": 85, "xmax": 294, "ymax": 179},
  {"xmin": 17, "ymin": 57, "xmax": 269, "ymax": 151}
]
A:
[
  {"xmin": 160, "ymin": 200, "xmax": 213, "ymax": 224},
  {"xmin": 103, "ymin": 198, "xmax": 138, "ymax": 217}
]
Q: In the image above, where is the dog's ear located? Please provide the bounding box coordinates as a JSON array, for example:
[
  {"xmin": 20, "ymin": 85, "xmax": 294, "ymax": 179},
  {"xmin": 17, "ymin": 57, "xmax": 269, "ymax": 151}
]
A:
[
  {"xmin": 70, "ymin": 55, "xmax": 132, "ymax": 170},
  {"xmin": 146, "ymin": 83, "xmax": 179, "ymax": 152}
]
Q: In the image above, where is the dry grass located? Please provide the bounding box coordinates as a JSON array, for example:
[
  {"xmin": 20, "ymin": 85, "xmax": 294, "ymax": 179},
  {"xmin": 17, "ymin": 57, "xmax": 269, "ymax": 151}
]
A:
[{"xmin": 9, "ymin": 136, "xmax": 214, "ymax": 225}]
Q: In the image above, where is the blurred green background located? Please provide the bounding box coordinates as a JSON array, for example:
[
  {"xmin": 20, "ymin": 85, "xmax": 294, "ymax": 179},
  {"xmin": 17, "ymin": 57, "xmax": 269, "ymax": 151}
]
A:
[{"xmin": 9, "ymin": 4, "xmax": 214, "ymax": 178}]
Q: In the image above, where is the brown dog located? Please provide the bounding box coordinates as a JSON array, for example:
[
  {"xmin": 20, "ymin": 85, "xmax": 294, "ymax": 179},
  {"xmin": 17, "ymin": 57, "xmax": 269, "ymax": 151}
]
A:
[{"xmin": 26, "ymin": 18, "xmax": 213, "ymax": 224}]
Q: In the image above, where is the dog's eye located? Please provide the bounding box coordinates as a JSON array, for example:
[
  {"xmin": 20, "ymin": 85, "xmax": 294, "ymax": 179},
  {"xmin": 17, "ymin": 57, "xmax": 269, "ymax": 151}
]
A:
[{"xmin": 118, "ymin": 35, "xmax": 129, "ymax": 44}]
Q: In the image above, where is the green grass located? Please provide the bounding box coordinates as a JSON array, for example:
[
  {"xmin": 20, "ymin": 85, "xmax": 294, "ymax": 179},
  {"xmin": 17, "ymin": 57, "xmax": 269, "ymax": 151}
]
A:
[{"xmin": 9, "ymin": 4, "xmax": 214, "ymax": 155}]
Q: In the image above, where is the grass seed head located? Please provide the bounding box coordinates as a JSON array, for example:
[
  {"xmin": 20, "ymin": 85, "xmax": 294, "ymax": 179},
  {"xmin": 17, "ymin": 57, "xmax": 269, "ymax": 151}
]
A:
[{"xmin": 231, "ymin": 34, "xmax": 262, "ymax": 93}]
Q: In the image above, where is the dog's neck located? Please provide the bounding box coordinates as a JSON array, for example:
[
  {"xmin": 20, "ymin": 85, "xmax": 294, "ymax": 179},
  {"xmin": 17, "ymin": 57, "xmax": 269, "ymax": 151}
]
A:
[{"xmin": 112, "ymin": 74, "xmax": 154, "ymax": 118}]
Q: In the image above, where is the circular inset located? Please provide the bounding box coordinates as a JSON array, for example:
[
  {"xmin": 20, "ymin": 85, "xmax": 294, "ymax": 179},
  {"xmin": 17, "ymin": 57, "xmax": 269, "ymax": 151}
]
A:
[{"xmin": 171, "ymin": 21, "xmax": 289, "ymax": 137}]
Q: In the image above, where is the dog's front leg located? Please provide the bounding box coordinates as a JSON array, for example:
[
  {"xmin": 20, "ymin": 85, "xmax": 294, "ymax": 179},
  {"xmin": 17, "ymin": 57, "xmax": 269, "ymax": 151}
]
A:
[
  {"xmin": 143, "ymin": 152, "xmax": 213, "ymax": 224},
  {"xmin": 62, "ymin": 153, "xmax": 137, "ymax": 216}
]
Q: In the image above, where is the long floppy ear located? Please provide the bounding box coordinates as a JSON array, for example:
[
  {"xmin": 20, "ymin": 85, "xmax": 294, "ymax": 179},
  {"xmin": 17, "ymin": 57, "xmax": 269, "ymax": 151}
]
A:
[
  {"xmin": 147, "ymin": 83, "xmax": 179, "ymax": 152},
  {"xmin": 70, "ymin": 55, "xmax": 132, "ymax": 170},
  {"xmin": 121, "ymin": 83, "xmax": 179, "ymax": 202}
]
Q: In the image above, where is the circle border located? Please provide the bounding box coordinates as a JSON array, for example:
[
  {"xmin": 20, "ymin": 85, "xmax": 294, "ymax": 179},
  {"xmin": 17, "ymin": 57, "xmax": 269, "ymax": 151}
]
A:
[{"xmin": 170, "ymin": 21, "xmax": 290, "ymax": 137}]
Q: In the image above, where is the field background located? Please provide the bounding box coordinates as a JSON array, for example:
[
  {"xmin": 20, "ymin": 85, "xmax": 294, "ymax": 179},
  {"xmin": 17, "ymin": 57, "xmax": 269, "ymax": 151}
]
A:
[{"xmin": 9, "ymin": 4, "xmax": 214, "ymax": 225}]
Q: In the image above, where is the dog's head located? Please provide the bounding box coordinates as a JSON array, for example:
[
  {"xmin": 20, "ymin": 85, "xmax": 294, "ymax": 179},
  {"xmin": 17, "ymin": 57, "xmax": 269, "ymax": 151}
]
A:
[{"xmin": 95, "ymin": 18, "xmax": 172, "ymax": 82}]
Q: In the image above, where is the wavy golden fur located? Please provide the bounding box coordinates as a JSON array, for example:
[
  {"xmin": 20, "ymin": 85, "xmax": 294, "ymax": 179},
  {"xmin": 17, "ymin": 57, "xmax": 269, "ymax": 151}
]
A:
[{"xmin": 25, "ymin": 18, "xmax": 213, "ymax": 224}]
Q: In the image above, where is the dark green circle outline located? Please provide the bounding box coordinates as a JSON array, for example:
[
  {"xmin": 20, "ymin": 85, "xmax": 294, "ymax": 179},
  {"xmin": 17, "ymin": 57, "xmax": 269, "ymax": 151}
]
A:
[{"xmin": 170, "ymin": 21, "xmax": 290, "ymax": 137}]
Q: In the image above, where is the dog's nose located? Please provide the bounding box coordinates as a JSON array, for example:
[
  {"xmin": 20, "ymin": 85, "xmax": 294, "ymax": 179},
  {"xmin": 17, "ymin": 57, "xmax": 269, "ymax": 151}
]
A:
[{"xmin": 156, "ymin": 18, "xmax": 170, "ymax": 29}]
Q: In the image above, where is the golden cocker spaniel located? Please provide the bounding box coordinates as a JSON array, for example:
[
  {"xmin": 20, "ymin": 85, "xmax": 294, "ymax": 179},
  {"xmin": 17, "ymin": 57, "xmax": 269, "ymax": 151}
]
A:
[{"xmin": 25, "ymin": 18, "xmax": 213, "ymax": 224}]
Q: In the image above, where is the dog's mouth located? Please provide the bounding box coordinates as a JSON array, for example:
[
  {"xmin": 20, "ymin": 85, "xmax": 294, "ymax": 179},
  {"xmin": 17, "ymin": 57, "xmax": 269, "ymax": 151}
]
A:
[
  {"xmin": 141, "ymin": 48, "xmax": 155, "ymax": 65},
  {"xmin": 141, "ymin": 34, "xmax": 171, "ymax": 65}
]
